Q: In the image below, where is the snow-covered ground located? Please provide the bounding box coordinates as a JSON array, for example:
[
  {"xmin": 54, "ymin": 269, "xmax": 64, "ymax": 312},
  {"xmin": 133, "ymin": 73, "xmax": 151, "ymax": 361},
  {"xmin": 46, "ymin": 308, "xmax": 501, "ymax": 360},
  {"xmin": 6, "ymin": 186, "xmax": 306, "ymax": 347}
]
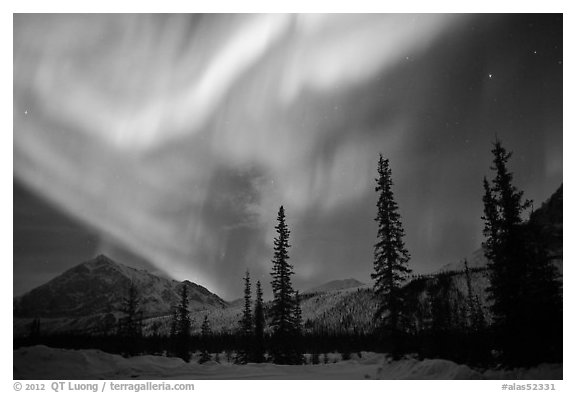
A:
[{"xmin": 13, "ymin": 346, "xmax": 562, "ymax": 380}]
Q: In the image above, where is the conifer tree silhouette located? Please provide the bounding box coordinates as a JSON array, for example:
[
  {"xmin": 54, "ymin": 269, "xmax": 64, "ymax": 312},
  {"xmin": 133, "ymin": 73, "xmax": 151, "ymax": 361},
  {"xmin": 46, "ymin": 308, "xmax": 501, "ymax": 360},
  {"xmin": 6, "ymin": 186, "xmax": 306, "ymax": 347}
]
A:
[
  {"xmin": 371, "ymin": 155, "xmax": 412, "ymax": 337},
  {"xmin": 269, "ymin": 206, "xmax": 302, "ymax": 364}
]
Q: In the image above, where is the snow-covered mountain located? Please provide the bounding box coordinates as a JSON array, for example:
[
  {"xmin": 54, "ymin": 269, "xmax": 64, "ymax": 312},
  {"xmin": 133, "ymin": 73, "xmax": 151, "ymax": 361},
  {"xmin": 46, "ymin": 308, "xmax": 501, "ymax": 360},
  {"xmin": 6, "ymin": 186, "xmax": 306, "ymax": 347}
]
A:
[
  {"xmin": 14, "ymin": 255, "xmax": 227, "ymax": 336},
  {"xmin": 304, "ymin": 278, "xmax": 366, "ymax": 294}
]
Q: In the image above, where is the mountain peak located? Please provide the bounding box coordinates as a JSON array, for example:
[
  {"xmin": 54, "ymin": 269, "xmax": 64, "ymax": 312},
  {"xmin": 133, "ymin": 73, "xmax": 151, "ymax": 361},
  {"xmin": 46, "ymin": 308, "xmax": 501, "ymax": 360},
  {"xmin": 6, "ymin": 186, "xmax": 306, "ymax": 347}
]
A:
[
  {"xmin": 14, "ymin": 255, "xmax": 227, "ymax": 322},
  {"xmin": 83, "ymin": 254, "xmax": 120, "ymax": 270},
  {"xmin": 93, "ymin": 254, "xmax": 115, "ymax": 264}
]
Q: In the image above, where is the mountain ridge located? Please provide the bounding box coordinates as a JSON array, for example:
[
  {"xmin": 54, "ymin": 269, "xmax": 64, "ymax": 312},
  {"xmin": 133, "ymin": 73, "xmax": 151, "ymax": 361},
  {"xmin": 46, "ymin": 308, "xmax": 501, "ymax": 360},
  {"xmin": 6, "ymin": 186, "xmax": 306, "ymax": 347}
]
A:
[
  {"xmin": 14, "ymin": 254, "xmax": 227, "ymax": 320},
  {"xmin": 304, "ymin": 278, "xmax": 366, "ymax": 294}
]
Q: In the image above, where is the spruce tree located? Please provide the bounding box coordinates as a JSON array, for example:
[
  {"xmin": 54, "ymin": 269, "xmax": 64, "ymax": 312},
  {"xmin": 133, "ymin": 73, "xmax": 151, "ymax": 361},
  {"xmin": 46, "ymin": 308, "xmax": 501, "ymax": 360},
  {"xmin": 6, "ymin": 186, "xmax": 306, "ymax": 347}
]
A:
[
  {"xmin": 118, "ymin": 281, "xmax": 143, "ymax": 355},
  {"xmin": 176, "ymin": 284, "xmax": 192, "ymax": 339},
  {"xmin": 482, "ymin": 141, "xmax": 531, "ymax": 361},
  {"xmin": 294, "ymin": 291, "xmax": 303, "ymax": 336},
  {"xmin": 120, "ymin": 281, "xmax": 142, "ymax": 339},
  {"xmin": 269, "ymin": 205, "xmax": 302, "ymax": 364},
  {"xmin": 199, "ymin": 315, "xmax": 212, "ymax": 364},
  {"xmin": 371, "ymin": 155, "xmax": 412, "ymax": 335},
  {"xmin": 239, "ymin": 270, "xmax": 253, "ymax": 336},
  {"xmin": 172, "ymin": 284, "xmax": 191, "ymax": 361},
  {"xmin": 292, "ymin": 291, "xmax": 304, "ymax": 364},
  {"xmin": 481, "ymin": 140, "xmax": 561, "ymax": 365},
  {"xmin": 464, "ymin": 260, "xmax": 485, "ymax": 332},
  {"xmin": 270, "ymin": 206, "xmax": 295, "ymax": 336},
  {"xmin": 201, "ymin": 314, "xmax": 212, "ymax": 336},
  {"xmin": 253, "ymin": 280, "xmax": 266, "ymax": 363},
  {"xmin": 236, "ymin": 270, "xmax": 253, "ymax": 364}
]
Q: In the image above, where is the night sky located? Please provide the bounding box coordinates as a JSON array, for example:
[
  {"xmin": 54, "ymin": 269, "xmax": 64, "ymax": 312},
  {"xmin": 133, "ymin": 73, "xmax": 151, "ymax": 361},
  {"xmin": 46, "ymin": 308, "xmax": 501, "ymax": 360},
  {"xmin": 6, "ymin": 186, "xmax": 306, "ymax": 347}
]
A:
[{"xmin": 13, "ymin": 14, "xmax": 562, "ymax": 300}]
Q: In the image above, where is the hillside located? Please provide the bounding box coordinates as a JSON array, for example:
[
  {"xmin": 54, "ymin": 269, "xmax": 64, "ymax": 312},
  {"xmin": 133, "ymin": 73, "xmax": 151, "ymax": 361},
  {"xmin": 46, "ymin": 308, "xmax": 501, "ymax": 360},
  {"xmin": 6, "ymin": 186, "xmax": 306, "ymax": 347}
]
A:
[
  {"xmin": 304, "ymin": 278, "xmax": 366, "ymax": 294},
  {"xmin": 138, "ymin": 268, "xmax": 487, "ymax": 337},
  {"xmin": 14, "ymin": 255, "xmax": 227, "ymax": 336}
]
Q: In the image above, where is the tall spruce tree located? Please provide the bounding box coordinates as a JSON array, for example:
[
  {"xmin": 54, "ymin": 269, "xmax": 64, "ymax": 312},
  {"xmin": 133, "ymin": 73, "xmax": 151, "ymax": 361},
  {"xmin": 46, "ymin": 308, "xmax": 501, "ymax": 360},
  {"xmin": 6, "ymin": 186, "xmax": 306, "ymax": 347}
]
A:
[
  {"xmin": 171, "ymin": 284, "xmax": 192, "ymax": 361},
  {"xmin": 176, "ymin": 284, "xmax": 192, "ymax": 338},
  {"xmin": 239, "ymin": 270, "xmax": 253, "ymax": 336},
  {"xmin": 236, "ymin": 270, "xmax": 253, "ymax": 364},
  {"xmin": 371, "ymin": 155, "xmax": 412, "ymax": 335},
  {"xmin": 482, "ymin": 141, "xmax": 531, "ymax": 361},
  {"xmin": 482, "ymin": 140, "xmax": 561, "ymax": 365},
  {"xmin": 119, "ymin": 281, "xmax": 142, "ymax": 339},
  {"xmin": 269, "ymin": 205, "xmax": 302, "ymax": 364},
  {"xmin": 253, "ymin": 280, "xmax": 266, "ymax": 363}
]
